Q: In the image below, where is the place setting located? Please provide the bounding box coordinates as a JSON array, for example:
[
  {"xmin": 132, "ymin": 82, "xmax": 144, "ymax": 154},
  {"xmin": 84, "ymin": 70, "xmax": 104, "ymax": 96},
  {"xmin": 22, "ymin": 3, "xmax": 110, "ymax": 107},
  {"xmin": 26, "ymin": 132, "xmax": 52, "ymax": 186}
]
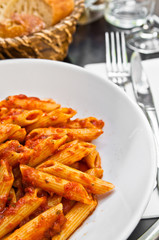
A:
[{"xmin": 0, "ymin": 0, "xmax": 159, "ymax": 240}]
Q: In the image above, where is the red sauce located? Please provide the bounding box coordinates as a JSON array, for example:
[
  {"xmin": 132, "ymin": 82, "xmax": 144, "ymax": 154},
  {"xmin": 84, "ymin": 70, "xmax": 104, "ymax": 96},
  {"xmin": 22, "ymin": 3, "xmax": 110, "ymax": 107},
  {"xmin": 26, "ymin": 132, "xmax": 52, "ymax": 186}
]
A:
[
  {"xmin": 0, "ymin": 141, "xmax": 20, "ymax": 157},
  {"xmin": 54, "ymin": 176, "xmax": 62, "ymax": 183},
  {"xmin": 78, "ymin": 161, "xmax": 89, "ymax": 172},
  {"xmin": 64, "ymin": 182, "xmax": 85, "ymax": 200},
  {"xmin": 50, "ymin": 116, "xmax": 58, "ymax": 121},
  {"xmin": 26, "ymin": 112, "xmax": 39, "ymax": 120},
  {"xmin": 49, "ymin": 213, "xmax": 67, "ymax": 237},
  {"xmin": 25, "ymin": 135, "xmax": 48, "ymax": 149},
  {"xmin": 55, "ymin": 141, "xmax": 76, "ymax": 154},
  {"xmin": 90, "ymin": 119, "xmax": 105, "ymax": 128},
  {"xmin": 80, "ymin": 173, "xmax": 92, "ymax": 184},
  {"xmin": 19, "ymin": 152, "xmax": 31, "ymax": 165},
  {"xmin": 15, "ymin": 94, "xmax": 29, "ymax": 100},
  {"xmin": 3, "ymin": 174, "xmax": 12, "ymax": 181},
  {"xmin": 29, "ymin": 197, "xmax": 48, "ymax": 220},
  {"xmin": 22, "ymin": 168, "xmax": 37, "ymax": 187},
  {"xmin": 62, "ymin": 198, "xmax": 75, "ymax": 215},
  {"xmin": 54, "ymin": 167, "xmax": 63, "ymax": 172}
]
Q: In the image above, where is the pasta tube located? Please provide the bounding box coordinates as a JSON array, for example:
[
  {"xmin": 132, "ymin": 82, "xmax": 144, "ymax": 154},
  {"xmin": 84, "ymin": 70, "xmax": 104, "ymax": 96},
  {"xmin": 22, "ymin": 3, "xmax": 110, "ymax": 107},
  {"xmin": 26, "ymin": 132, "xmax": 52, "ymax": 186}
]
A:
[
  {"xmin": 86, "ymin": 168, "xmax": 104, "ymax": 178},
  {"xmin": 25, "ymin": 135, "xmax": 68, "ymax": 167},
  {"xmin": 0, "ymin": 140, "xmax": 33, "ymax": 167},
  {"xmin": 48, "ymin": 194, "xmax": 62, "ymax": 208},
  {"xmin": 52, "ymin": 200, "xmax": 97, "ymax": 240},
  {"xmin": 56, "ymin": 117, "xmax": 104, "ymax": 129},
  {"xmin": 40, "ymin": 140, "xmax": 96, "ymax": 166},
  {"xmin": 26, "ymin": 108, "xmax": 77, "ymax": 132},
  {"xmin": 8, "ymin": 128, "xmax": 26, "ymax": 143},
  {"xmin": 3, "ymin": 203, "xmax": 65, "ymax": 240},
  {"xmin": 84, "ymin": 149, "xmax": 101, "ymax": 168},
  {"xmin": 27, "ymin": 127, "xmax": 103, "ymax": 142},
  {"xmin": 26, "ymin": 127, "xmax": 103, "ymax": 142},
  {"xmin": 0, "ymin": 189, "xmax": 45, "ymax": 238},
  {"xmin": 0, "ymin": 134, "xmax": 67, "ymax": 167},
  {"xmin": 0, "ymin": 123, "xmax": 21, "ymax": 143},
  {"xmin": 0, "ymin": 94, "xmax": 60, "ymax": 112},
  {"xmin": 0, "ymin": 109, "xmax": 43, "ymax": 126},
  {"xmin": 37, "ymin": 160, "xmax": 115, "ymax": 194},
  {"xmin": 8, "ymin": 188, "xmax": 17, "ymax": 205},
  {"xmin": 20, "ymin": 165, "xmax": 92, "ymax": 204},
  {"xmin": 0, "ymin": 160, "xmax": 14, "ymax": 211}
]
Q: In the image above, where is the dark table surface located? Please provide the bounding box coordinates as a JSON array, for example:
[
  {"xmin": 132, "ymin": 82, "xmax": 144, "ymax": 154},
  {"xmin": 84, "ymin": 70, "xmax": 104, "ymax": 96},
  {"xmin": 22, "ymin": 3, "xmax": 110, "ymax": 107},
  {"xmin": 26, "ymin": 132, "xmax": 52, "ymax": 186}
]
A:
[{"xmin": 67, "ymin": 14, "xmax": 159, "ymax": 240}]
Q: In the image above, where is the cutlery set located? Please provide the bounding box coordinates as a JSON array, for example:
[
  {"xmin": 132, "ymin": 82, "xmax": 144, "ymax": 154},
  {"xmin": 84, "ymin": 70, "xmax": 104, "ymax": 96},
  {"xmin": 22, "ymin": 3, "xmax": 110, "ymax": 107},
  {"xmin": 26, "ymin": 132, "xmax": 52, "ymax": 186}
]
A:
[{"xmin": 105, "ymin": 32, "xmax": 159, "ymax": 240}]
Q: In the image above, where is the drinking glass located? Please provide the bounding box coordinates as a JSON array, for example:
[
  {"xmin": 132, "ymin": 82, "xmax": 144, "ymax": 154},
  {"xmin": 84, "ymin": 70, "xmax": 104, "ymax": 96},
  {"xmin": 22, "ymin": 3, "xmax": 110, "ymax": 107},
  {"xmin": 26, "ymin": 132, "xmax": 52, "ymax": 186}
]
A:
[
  {"xmin": 78, "ymin": 0, "xmax": 105, "ymax": 25},
  {"xmin": 104, "ymin": 0, "xmax": 149, "ymax": 29},
  {"xmin": 126, "ymin": 0, "xmax": 159, "ymax": 54}
]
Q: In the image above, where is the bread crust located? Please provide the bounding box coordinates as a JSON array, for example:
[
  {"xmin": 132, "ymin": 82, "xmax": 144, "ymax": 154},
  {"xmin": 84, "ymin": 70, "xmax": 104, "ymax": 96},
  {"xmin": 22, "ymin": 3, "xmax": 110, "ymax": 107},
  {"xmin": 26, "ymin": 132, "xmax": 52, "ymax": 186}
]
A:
[
  {"xmin": 44, "ymin": 0, "xmax": 75, "ymax": 25},
  {"xmin": 0, "ymin": 13, "xmax": 45, "ymax": 38},
  {"xmin": 0, "ymin": 0, "xmax": 75, "ymax": 38}
]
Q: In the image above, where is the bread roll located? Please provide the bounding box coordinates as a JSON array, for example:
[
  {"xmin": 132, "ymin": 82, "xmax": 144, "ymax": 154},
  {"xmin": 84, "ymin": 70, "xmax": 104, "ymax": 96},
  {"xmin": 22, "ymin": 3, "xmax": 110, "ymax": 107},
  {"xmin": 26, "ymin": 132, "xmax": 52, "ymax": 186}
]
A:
[
  {"xmin": 2, "ymin": 0, "xmax": 75, "ymax": 26},
  {"xmin": 0, "ymin": 0, "xmax": 9, "ymax": 20},
  {"xmin": 0, "ymin": 13, "xmax": 45, "ymax": 38}
]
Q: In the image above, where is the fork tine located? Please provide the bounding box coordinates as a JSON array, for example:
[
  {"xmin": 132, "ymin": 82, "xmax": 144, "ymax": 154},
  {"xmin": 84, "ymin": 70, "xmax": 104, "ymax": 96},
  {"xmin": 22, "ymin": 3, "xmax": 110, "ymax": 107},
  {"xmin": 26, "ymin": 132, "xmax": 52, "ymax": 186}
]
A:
[
  {"xmin": 116, "ymin": 32, "xmax": 122, "ymax": 72},
  {"xmin": 105, "ymin": 31, "xmax": 129, "ymax": 88},
  {"xmin": 110, "ymin": 32, "xmax": 117, "ymax": 72},
  {"xmin": 121, "ymin": 32, "xmax": 128, "ymax": 71},
  {"xmin": 105, "ymin": 32, "xmax": 111, "ymax": 72}
]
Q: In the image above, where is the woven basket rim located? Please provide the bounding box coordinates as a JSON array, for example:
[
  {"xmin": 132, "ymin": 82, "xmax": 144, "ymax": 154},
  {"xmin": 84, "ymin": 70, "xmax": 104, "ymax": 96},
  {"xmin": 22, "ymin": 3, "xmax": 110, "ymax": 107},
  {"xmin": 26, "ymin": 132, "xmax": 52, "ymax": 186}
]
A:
[{"xmin": 0, "ymin": 0, "xmax": 84, "ymax": 41}]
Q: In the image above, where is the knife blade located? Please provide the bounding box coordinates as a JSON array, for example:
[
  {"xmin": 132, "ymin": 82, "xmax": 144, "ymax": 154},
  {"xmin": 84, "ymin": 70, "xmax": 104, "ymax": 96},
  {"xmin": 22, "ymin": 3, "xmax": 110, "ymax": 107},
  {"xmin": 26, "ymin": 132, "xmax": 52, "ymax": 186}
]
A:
[
  {"xmin": 131, "ymin": 52, "xmax": 156, "ymax": 110},
  {"xmin": 131, "ymin": 52, "xmax": 159, "ymax": 167},
  {"xmin": 131, "ymin": 53, "xmax": 159, "ymax": 240}
]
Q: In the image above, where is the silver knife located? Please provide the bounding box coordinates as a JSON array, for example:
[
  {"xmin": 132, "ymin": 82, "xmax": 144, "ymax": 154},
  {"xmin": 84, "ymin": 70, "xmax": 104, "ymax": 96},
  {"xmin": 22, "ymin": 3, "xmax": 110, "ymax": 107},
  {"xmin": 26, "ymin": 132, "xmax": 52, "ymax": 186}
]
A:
[
  {"xmin": 131, "ymin": 52, "xmax": 159, "ymax": 240},
  {"xmin": 131, "ymin": 51, "xmax": 159, "ymax": 167}
]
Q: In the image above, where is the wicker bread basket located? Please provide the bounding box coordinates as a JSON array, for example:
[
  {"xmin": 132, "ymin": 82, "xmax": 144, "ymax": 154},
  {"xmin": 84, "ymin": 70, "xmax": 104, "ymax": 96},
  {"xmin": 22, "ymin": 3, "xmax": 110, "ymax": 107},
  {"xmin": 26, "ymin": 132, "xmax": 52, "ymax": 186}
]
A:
[{"xmin": 0, "ymin": 0, "xmax": 84, "ymax": 60}]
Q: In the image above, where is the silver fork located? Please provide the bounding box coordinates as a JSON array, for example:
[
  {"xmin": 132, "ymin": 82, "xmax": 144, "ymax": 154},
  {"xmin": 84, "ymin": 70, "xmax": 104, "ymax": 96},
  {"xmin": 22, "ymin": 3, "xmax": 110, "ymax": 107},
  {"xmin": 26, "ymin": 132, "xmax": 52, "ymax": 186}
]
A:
[{"xmin": 105, "ymin": 32, "xmax": 130, "ymax": 90}]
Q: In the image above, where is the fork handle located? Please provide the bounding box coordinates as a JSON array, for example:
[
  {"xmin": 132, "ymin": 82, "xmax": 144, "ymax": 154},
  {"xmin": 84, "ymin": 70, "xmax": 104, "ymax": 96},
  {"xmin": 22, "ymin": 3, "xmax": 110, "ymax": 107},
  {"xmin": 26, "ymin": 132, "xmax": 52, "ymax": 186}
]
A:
[{"xmin": 138, "ymin": 219, "xmax": 159, "ymax": 240}]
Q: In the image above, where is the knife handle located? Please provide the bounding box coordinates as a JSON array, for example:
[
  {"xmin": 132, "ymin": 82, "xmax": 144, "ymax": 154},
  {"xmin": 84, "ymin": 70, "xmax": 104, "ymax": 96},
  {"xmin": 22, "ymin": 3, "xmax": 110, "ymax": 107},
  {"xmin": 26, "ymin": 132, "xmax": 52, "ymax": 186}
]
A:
[{"xmin": 138, "ymin": 219, "xmax": 159, "ymax": 240}]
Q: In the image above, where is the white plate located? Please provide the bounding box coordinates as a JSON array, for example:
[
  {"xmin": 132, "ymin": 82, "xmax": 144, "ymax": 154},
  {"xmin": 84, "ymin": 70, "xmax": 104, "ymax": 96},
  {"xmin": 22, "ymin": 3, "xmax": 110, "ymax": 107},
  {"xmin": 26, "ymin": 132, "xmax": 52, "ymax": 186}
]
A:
[{"xmin": 0, "ymin": 59, "xmax": 156, "ymax": 240}]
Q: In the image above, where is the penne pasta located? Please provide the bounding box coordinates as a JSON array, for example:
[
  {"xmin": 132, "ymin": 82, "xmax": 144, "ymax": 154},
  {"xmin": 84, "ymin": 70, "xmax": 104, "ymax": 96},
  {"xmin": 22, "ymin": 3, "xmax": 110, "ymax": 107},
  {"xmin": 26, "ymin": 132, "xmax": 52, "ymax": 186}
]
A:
[
  {"xmin": 0, "ymin": 109, "xmax": 43, "ymax": 126},
  {"xmin": 0, "ymin": 160, "xmax": 14, "ymax": 211},
  {"xmin": 26, "ymin": 127, "xmax": 103, "ymax": 142},
  {"xmin": 86, "ymin": 168, "xmax": 104, "ymax": 178},
  {"xmin": 20, "ymin": 165, "xmax": 92, "ymax": 204},
  {"xmin": 3, "ymin": 203, "xmax": 65, "ymax": 240},
  {"xmin": 0, "ymin": 107, "xmax": 8, "ymax": 118},
  {"xmin": 84, "ymin": 149, "xmax": 102, "ymax": 168},
  {"xmin": 0, "ymin": 123, "xmax": 21, "ymax": 143},
  {"xmin": 39, "ymin": 140, "xmax": 96, "ymax": 166},
  {"xmin": 37, "ymin": 160, "xmax": 115, "ymax": 194},
  {"xmin": 65, "ymin": 128, "xmax": 104, "ymax": 142},
  {"xmin": 8, "ymin": 128, "xmax": 27, "ymax": 143},
  {"xmin": 25, "ymin": 135, "xmax": 68, "ymax": 167},
  {"xmin": 48, "ymin": 194, "xmax": 62, "ymax": 208},
  {"xmin": 0, "ymin": 94, "xmax": 114, "ymax": 239},
  {"xmin": 52, "ymin": 200, "xmax": 97, "ymax": 240},
  {"xmin": 8, "ymin": 188, "xmax": 17, "ymax": 205},
  {"xmin": 0, "ymin": 134, "xmax": 67, "ymax": 167},
  {"xmin": 26, "ymin": 108, "xmax": 77, "ymax": 132},
  {"xmin": 0, "ymin": 189, "xmax": 45, "ymax": 238},
  {"xmin": 55, "ymin": 117, "xmax": 104, "ymax": 129},
  {"xmin": 0, "ymin": 94, "xmax": 60, "ymax": 112},
  {"xmin": 0, "ymin": 140, "xmax": 33, "ymax": 167}
]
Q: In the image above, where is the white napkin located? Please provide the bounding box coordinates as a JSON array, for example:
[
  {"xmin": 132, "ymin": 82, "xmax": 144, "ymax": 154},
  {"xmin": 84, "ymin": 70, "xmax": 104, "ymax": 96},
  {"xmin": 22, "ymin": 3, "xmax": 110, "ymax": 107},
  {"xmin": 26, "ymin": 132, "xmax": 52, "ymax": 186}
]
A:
[{"xmin": 84, "ymin": 60, "xmax": 159, "ymax": 219}]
